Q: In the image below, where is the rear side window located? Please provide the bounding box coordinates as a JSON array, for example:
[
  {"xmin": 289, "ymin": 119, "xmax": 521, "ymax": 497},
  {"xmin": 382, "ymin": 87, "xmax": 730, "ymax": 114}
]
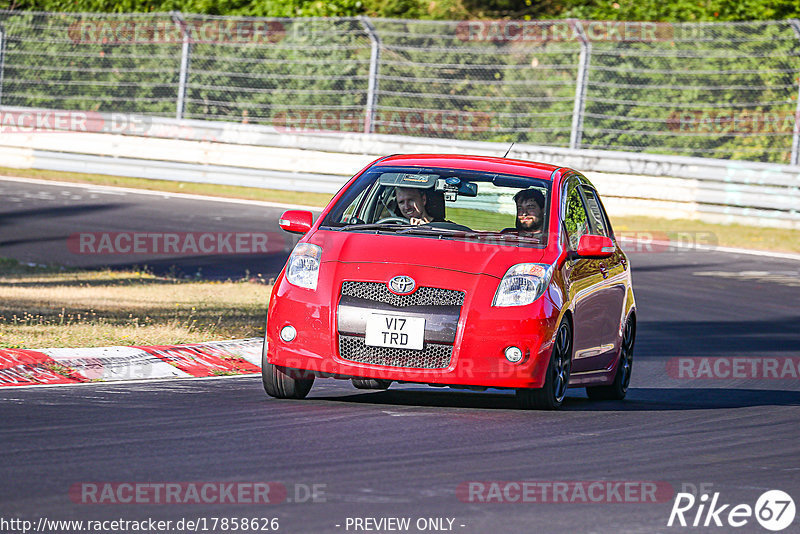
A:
[
  {"xmin": 563, "ymin": 180, "xmax": 591, "ymax": 250},
  {"xmin": 580, "ymin": 187, "xmax": 609, "ymax": 237}
]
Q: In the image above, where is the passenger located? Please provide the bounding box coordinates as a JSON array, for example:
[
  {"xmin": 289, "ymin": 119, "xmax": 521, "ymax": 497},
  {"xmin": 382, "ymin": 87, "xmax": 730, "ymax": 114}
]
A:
[
  {"xmin": 396, "ymin": 187, "xmax": 435, "ymax": 225},
  {"xmin": 511, "ymin": 188, "xmax": 545, "ymax": 237}
]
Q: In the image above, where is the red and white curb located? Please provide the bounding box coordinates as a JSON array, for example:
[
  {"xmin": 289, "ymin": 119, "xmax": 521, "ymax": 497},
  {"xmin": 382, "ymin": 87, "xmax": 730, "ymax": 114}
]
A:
[{"xmin": 0, "ymin": 338, "xmax": 264, "ymax": 387}]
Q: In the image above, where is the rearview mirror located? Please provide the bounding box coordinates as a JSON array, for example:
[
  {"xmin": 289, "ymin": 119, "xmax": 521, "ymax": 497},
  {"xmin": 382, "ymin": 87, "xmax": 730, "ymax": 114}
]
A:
[
  {"xmin": 572, "ymin": 234, "xmax": 615, "ymax": 259},
  {"xmin": 278, "ymin": 210, "xmax": 313, "ymax": 234}
]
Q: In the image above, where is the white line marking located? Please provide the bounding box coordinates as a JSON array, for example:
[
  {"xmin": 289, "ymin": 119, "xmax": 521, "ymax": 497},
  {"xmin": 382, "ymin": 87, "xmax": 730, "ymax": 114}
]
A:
[{"xmin": 381, "ymin": 410, "xmax": 436, "ymax": 417}]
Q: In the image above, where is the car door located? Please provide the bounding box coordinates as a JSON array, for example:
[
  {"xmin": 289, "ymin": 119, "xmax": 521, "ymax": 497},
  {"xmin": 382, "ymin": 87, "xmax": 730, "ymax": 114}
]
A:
[
  {"xmin": 560, "ymin": 176, "xmax": 608, "ymax": 374},
  {"xmin": 577, "ymin": 181, "xmax": 628, "ymax": 371}
]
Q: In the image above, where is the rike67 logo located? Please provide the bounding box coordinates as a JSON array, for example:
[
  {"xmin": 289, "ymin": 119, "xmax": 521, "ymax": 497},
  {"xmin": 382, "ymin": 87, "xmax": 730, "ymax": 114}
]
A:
[{"xmin": 668, "ymin": 489, "xmax": 796, "ymax": 531}]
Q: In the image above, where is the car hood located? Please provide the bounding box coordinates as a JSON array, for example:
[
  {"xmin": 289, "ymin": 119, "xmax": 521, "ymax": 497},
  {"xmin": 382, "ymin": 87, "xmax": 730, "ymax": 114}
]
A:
[{"xmin": 307, "ymin": 229, "xmax": 548, "ymax": 279}]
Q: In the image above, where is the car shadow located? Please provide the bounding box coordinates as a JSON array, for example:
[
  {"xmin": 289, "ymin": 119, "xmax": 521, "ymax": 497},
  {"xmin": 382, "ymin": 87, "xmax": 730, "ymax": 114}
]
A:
[{"xmin": 311, "ymin": 387, "xmax": 800, "ymax": 411}]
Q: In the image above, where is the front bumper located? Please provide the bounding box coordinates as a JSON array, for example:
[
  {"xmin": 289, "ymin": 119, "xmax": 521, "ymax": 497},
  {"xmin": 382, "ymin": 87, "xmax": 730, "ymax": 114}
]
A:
[{"xmin": 267, "ymin": 262, "xmax": 561, "ymax": 389}]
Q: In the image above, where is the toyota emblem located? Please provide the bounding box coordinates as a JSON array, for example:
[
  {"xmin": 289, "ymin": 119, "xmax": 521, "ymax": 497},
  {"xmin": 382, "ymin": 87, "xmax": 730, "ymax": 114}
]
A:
[{"xmin": 388, "ymin": 275, "xmax": 416, "ymax": 295}]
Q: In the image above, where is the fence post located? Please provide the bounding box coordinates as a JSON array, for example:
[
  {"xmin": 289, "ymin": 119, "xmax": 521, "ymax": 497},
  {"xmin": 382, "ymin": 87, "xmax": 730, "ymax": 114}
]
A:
[
  {"xmin": 569, "ymin": 20, "xmax": 591, "ymax": 151},
  {"xmin": 172, "ymin": 12, "xmax": 192, "ymax": 121},
  {"xmin": 789, "ymin": 20, "xmax": 800, "ymax": 165},
  {"xmin": 359, "ymin": 16, "xmax": 381, "ymax": 135},
  {"xmin": 0, "ymin": 25, "xmax": 6, "ymax": 107}
]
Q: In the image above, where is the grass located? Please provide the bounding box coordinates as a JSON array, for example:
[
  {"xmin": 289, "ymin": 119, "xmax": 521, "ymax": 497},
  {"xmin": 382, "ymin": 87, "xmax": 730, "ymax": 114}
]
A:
[
  {"xmin": 448, "ymin": 207, "xmax": 511, "ymax": 231},
  {"xmin": 0, "ymin": 258, "xmax": 271, "ymax": 349},
  {"xmin": 611, "ymin": 216, "xmax": 800, "ymax": 254}
]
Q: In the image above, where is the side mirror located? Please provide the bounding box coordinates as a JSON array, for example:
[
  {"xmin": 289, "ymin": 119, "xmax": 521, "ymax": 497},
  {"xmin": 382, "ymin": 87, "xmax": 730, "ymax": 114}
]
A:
[
  {"xmin": 570, "ymin": 234, "xmax": 615, "ymax": 259},
  {"xmin": 278, "ymin": 210, "xmax": 313, "ymax": 234}
]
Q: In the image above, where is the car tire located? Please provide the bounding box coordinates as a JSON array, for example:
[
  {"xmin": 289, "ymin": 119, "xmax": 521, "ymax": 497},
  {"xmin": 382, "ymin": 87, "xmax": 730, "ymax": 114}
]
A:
[
  {"xmin": 586, "ymin": 317, "xmax": 635, "ymax": 401},
  {"xmin": 352, "ymin": 378, "xmax": 392, "ymax": 390},
  {"xmin": 261, "ymin": 340, "xmax": 314, "ymax": 399},
  {"xmin": 516, "ymin": 318, "xmax": 572, "ymax": 410}
]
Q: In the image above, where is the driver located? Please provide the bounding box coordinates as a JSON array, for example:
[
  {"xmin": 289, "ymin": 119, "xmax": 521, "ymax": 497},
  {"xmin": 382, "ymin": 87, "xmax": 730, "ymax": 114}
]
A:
[{"xmin": 396, "ymin": 187, "xmax": 434, "ymax": 225}]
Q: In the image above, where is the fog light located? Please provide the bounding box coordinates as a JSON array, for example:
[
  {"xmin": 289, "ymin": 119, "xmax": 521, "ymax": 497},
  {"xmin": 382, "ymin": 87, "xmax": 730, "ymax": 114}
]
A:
[
  {"xmin": 280, "ymin": 325, "xmax": 297, "ymax": 342},
  {"xmin": 504, "ymin": 346, "xmax": 523, "ymax": 363}
]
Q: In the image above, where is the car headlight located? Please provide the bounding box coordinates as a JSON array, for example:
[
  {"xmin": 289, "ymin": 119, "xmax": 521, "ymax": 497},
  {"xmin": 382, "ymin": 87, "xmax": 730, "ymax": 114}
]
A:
[
  {"xmin": 492, "ymin": 263, "xmax": 554, "ymax": 307},
  {"xmin": 285, "ymin": 243, "xmax": 322, "ymax": 290}
]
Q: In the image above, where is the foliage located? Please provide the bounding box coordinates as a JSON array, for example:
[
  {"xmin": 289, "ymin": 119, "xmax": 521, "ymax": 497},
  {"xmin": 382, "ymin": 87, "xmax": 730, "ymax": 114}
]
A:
[{"xmin": 6, "ymin": 0, "xmax": 800, "ymax": 21}]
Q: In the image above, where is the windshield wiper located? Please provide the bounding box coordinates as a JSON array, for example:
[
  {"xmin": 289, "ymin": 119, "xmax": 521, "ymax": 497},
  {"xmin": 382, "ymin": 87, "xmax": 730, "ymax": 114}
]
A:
[
  {"xmin": 473, "ymin": 231, "xmax": 542, "ymax": 243},
  {"xmin": 337, "ymin": 224, "xmax": 541, "ymax": 243},
  {"xmin": 338, "ymin": 223, "xmax": 409, "ymax": 232},
  {"xmin": 397, "ymin": 227, "xmax": 542, "ymax": 243},
  {"xmin": 396, "ymin": 227, "xmax": 475, "ymax": 237}
]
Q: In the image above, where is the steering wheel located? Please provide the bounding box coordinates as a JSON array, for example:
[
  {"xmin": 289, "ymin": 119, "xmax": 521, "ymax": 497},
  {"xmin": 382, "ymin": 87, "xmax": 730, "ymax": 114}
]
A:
[{"xmin": 375, "ymin": 216, "xmax": 409, "ymax": 224}]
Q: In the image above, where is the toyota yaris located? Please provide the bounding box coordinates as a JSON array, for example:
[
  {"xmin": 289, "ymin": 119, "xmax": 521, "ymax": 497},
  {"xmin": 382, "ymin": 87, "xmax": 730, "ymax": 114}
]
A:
[{"xmin": 263, "ymin": 155, "xmax": 636, "ymax": 409}]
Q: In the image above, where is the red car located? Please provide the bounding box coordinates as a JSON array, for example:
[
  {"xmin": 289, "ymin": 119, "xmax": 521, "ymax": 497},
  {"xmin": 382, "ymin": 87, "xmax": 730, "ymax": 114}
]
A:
[{"xmin": 263, "ymin": 155, "xmax": 636, "ymax": 409}]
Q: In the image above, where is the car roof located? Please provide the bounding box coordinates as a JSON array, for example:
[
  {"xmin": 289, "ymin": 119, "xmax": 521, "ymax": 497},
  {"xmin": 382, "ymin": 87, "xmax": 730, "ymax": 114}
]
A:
[{"xmin": 375, "ymin": 154, "xmax": 562, "ymax": 181}]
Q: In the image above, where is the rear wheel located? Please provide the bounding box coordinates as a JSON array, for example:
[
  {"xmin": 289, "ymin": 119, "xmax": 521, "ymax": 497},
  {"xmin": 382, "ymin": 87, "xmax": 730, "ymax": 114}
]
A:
[
  {"xmin": 516, "ymin": 318, "xmax": 572, "ymax": 410},
  {"xmin": 261, "ymin": 340, "xmax": 314, "ymax": 399},
  {"xmin": 352, "ymin": 378, "xmax": 392, "ymax": 390},
  {"xmin": 586, "ymin": 317, "xmax": 635, "ymax": 401}
]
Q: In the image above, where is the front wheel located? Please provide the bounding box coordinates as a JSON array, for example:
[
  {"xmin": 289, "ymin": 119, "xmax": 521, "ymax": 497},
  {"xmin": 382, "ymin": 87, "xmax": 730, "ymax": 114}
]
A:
[
  {"xmin": 516, "ymin": 318, "xmax": 572, "ymax": 410},
  {"xmin": 261, "ymin": 340, "xmax": 314, "ymax": 399},
  {"xmin": 586, "ymin": 317, "xmax": 635, "ymax": 401}
]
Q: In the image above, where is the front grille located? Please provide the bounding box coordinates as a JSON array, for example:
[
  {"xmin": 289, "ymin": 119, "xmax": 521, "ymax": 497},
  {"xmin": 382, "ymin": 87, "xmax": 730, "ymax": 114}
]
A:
[
  {"xmin": 338, "ymin": 335, "xmax": 453, "ymax": 369},
  {"xmin": 341, "ymin": 281, "xmax": 464, "ymax": 307}
]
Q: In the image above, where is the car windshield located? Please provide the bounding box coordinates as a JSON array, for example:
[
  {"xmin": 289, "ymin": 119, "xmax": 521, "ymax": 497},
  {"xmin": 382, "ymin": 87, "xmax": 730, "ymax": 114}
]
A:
[{"xmin": 320, "ymin": 165, "xmax": 552, "ymax": 247}]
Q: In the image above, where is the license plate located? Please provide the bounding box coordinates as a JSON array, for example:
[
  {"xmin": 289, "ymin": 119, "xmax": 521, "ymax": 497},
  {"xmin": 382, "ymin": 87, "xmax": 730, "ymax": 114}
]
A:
[{"xmin": 365, "ymin": 314, "xmax": 425, "ymax": 350}]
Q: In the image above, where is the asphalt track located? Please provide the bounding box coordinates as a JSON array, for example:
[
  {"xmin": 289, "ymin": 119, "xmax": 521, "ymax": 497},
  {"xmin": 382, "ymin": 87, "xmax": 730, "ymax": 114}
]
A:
[
  {"xmin": 1, "ymin": 176, "xmax": 799, "ymax": 533},
  {"xmin": 0, "ymin": 177, "xmax": 309, "ymax": 279}
]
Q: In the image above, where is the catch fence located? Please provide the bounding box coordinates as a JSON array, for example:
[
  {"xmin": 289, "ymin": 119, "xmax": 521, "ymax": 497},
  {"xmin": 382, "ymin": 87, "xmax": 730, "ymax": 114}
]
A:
[{"xmin": 1, "ymin": 12, "xmax": 800, "ymax": 164}]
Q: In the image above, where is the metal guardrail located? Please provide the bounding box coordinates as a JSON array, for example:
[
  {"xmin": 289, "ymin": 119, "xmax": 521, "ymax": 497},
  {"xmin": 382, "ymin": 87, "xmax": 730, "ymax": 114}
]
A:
[
  {"xmin": 34, "ymin": 149, "xmax": 351, "ymax": 193},
  {"xmin": 0, "ymin": 109, "xmax": 797, "ymax": 228}
]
